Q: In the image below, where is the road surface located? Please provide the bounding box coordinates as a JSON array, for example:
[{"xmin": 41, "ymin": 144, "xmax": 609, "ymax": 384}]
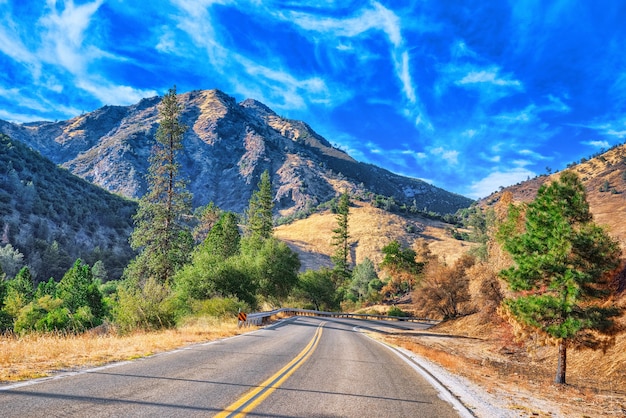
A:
[{"xmin": 0, "ymin": 316, "xmax": 467, "ymax": 417}]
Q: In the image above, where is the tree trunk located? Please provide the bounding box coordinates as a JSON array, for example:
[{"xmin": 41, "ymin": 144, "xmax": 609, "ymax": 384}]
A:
[{"xmin": 555, "ymin": 339, "xmax": 567, "ymax": 384}]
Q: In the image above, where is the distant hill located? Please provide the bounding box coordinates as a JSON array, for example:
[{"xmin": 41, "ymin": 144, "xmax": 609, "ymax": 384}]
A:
[
  {"xmin": 0, "ymin": 89, "xmax": 473, "ymax": 217},
  {"xmin": 479, "ymin": 143, "xmax": 626, "ymax": 247},
  {"xmin": 0, "ymin": 134, "xmax": 136, "ymax": 282}
]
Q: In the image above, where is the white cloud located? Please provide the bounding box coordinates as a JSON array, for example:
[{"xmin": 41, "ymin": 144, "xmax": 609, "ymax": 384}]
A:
[
  {"xmin": 518, "ymin": 149, "xmax": 551, "ymax": 160},
  {"xmin": 584, "ymin": 140, "xmax": 610, "ymax": 148},
  {"xmin": 0, "ymin": 109, "xmax": 48, "ymax": 123},
  {"xmin": 457, "ymin": 67, "xmax": 522, "ymax": 88},
  {"xmin": 39, "ymin": 0, "xmax": 104, "ymax": 74},
  {"xmin": 607, "ymin": 129, "xmax": 626, "ymax": 138},
  {"xmin": 469, "ymin": 167, "xmax": 535, "ymax": 199},
  {"xmin": 76, "ymin": 79, "xmax": 158, "ymax": 106},
  {"xmin": 462, "ymin": 129, "xmax": 478, "ymax": 138},
  {"xmin": 0, "ymin": 14, "xmax": 41, "ymax": 78},
  {"xmin": 430, "ymin": 147, "xmax": 459, "ymax": 165}
]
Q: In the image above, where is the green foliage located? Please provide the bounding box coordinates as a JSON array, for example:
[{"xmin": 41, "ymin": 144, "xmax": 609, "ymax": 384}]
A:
[
  {"xmin": 57, "ymin": 259, "xmax": 105, "ymax": 323},
  {"xmin": 34, "ymin": 277, "xmax": 57, "ymax": 299},
  {"xmin": 331, "ymin": 192, "xmax": 351, "ymax": 285},
  {"xmin": 295, "ymin": 269, "xmax": 339, "ymax": 311},
  {"xmin": 3, "ymin": 266, "xmax": 35, "ymax": 318},
  {"xmin": 348, "ymin": 258, "xmax": 379, "ymax": 302},
  {"xmin": 1, "ymin": 260, "xmax": 109, "ymax": 333},
  {"xmin": 252, "ymin": 238, "xmax": 300, "ymax": 302},
  {"xmin": 192, "ymin": 202, "xmax": 222, "ymax": 244},
  {"xmin": 0, "ymin": 244, "xmax": 24, "ymax": 279},
  {"xmin": 112, "ymin": 278, "xmax": 181, "ymax": 332},
  {"xmin": 387, "ymin": 306, "xmax": 409, "ymax": 317},
  {"xmin": 498, "ymin": 171, "xmax": 622, "ymax": 383},
  {"xmin": 202, "ymin": 212, "xmax": 241, "ymax": 259},
  {"xmin": 379, "ymin": 240, "xmax": 424, "ymax": 299},
  {"xmin": 173, "ymin": 245, "xmax": 258, "ymax": 308},
  {"xmin": 189, "ymin": 297, "xmax": 250, "ymax": 318},
  {"xmin": 244, "ymin": 170, "xmax": 274, "ymax": 241},
  {"xmin": 13, "ymin": 296, "xmax": 69, "ymax": 334}
]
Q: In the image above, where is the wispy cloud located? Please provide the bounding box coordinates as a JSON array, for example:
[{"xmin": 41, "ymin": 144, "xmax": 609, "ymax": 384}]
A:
[
  {"xmin": 282, "ymin": 1, "xmax": 429, "ymax": 128},
  {"xmin": 584, "ymin": 140, "xmax": 610, "ymax": 148},
  {"xmin": 469, "ymin": 167, "xmax": 535, "ymax": 199},
  {"xmin": 430, "ymin": 147, "xmax": 459, "ymax": 165},
  {"xmin": 457, "ymin": 67, "xmax": 522, "ymax": 88}
]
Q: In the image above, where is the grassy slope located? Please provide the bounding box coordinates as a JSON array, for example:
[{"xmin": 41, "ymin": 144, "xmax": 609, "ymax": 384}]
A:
[{"xmin": 275, "ymin": 200, "xmax": 475, "ymax": 272}]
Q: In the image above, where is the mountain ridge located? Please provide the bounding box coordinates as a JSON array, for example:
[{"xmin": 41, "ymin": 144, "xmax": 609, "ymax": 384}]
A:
[{"xmin": 0, "ymin": 89, "xmax": 473, "ymax": 216}]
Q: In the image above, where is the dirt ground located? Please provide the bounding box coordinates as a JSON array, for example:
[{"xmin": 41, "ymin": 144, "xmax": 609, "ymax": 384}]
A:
[{"xmin": 379, "ymin": 313, "xmax": 626, "ymax": 417}]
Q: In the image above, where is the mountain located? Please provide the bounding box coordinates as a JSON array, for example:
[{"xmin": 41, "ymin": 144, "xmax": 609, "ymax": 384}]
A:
[
  {"xmin": 0, "ymin": 89, "xmax": 472, "ymax": 216},
  {"xmin": 0, "ymin": 134, "xmax": 136, "ymax": 282}
]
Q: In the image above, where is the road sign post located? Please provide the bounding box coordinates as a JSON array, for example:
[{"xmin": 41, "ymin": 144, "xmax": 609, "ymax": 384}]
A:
[{"xmin": 237, "ymin": 310, "xmax": 247, "ymax": 327}]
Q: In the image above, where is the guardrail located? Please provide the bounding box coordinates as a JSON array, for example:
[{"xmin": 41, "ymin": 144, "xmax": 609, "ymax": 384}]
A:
[{"xmin": 240, "ymin": 307, "xmax": 440, "ymax": 327}]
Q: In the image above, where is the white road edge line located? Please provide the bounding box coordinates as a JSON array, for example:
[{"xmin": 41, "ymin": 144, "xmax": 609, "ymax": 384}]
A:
[{"xmin": 355, "ymin": 326, "xmax": 476, "ymax": 418}]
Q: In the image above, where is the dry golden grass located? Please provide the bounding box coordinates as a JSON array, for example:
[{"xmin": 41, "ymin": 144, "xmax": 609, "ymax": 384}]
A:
[
  {"xmin": 0, "ymin": 317, "xmax": 251, "ymax": 382},
  {"xmin": 275, "ymin": 200, "xmax": 474, "ymax": 271},
  {"xmin": 378, "ymin": 312, "xmax": 626, "ymax": 417}
]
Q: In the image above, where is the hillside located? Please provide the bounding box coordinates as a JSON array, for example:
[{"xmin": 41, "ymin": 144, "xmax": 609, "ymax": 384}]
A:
[
  {"xmin": 0, "ymin": 89, "xmax": 472, "ymax": 216},
  {"xmin": 0, "ymin": 134, "xmax": 136, "ymax": 281},
  {"xmin": 480, "ymin": 143, "xmax": 626, "ymax": 247},
  {"xmin": 275, "ymin": 200, "xmax": 474, "ymax": 272}
]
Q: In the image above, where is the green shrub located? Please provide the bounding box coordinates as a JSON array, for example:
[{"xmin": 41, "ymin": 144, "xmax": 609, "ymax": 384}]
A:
[{"xmin": 387, "ymin": 306, "xmax": 409, "ymax": 317}]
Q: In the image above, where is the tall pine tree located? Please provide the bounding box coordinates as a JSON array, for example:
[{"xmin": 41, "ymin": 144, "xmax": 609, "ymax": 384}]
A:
[
  {"xmin": 331, "ymin": 192, "xmax": 351, "ymax": 286},
  {"xmin": 498, "ymin": 171, "xmax": 622, "ymax": 384},
  {"xmin": 245, "ymin": 170, "xmax": 274, "ymax": 242},
  {"xmin": 127, "ymin": 86, "xmax": 192, "ymax": 286}
]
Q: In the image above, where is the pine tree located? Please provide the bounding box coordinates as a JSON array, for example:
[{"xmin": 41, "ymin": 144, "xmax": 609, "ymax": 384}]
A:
[
  {"xmin": 331, "ymin": 192, "xmax": 351, "ymax": 285},
  {"xmin": 498, "ymin": 171, "xmax": 622, "ymax": 384},
  {"xmin": 245, "ymin": 170, "xmax": 274, "ymax": 242},
  {"xmin": 128, "ymin": 86, "xmax": 192, "ymax": 286}
]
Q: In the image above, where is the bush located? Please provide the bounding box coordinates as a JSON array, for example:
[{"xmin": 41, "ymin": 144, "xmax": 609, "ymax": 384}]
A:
[
  {"xmin": 387, "ymin": 306, "xmax": 409, "ymax": 317},
  {"xmin": 112, "ymin": 278, "xmax": 181, "ymax": 332}
]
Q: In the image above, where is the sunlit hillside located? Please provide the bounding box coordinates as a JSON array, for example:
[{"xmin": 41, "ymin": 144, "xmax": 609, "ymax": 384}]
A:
[
  {"xmin": 481, "ymin": 143, "xmax": 626, "ymax": 249},
  {"xmin": 274, "ymin": 200, "xmax": 476, "ymax": 272}
]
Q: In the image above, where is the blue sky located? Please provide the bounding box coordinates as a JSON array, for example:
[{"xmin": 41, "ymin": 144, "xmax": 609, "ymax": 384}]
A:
[{"xmin": 1, "ymin": 1, "xmax": 626, "ymax": 199}]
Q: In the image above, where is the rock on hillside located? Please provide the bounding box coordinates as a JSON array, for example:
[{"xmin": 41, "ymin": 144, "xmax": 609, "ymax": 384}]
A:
[{"xmin": 0, "ymin": 89, "xmax": 472, "ymax": 215}]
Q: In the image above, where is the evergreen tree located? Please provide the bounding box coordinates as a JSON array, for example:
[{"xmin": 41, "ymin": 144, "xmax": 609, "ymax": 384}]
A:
[
  {"xmin": 349, "ymin": 258, "xmax": 378, "ymax": 302},
  {"xmin": 57, "ymin": 259, "xmax": 105, "ymax": 322},
  {"xmin": 498, "ymin": 171, "xmax": 622, "ymax": 384},
  {"xmin": 331, "ymin": 192, "xmax": 351, "ymax": 285},
  {"xmin": 245, "ymin": 170, "xmax": 274, "ymax": 242},
  {"xmin": 128, "ymin": 86, "xmax": 192, "ymax": 286},
  {"xmin": 202, "ymin": 212, "xmax": 241, "ymax": 259}
]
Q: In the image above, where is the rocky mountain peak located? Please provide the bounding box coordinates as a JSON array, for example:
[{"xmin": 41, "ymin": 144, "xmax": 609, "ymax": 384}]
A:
[{"xmin": 0, "ymin": 89, "xmax": 473, "ymax": 216}]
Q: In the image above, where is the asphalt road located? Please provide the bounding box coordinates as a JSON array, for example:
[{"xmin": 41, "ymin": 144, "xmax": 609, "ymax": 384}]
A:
[{"xmin": 0, "ymin": 316, "xmax": 465, "ymax": 417}]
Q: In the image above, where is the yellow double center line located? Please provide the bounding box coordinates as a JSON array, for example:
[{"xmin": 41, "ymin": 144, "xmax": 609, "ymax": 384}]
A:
[{"xmin": 216, "ymin": 322, "xmax": 325, "ymax": 417}]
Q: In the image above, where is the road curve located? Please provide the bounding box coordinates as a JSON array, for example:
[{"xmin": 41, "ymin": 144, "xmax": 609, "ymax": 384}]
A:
[{"xmin": 0, "ymin": 316, "xmax": 466, "ymax": 417}]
